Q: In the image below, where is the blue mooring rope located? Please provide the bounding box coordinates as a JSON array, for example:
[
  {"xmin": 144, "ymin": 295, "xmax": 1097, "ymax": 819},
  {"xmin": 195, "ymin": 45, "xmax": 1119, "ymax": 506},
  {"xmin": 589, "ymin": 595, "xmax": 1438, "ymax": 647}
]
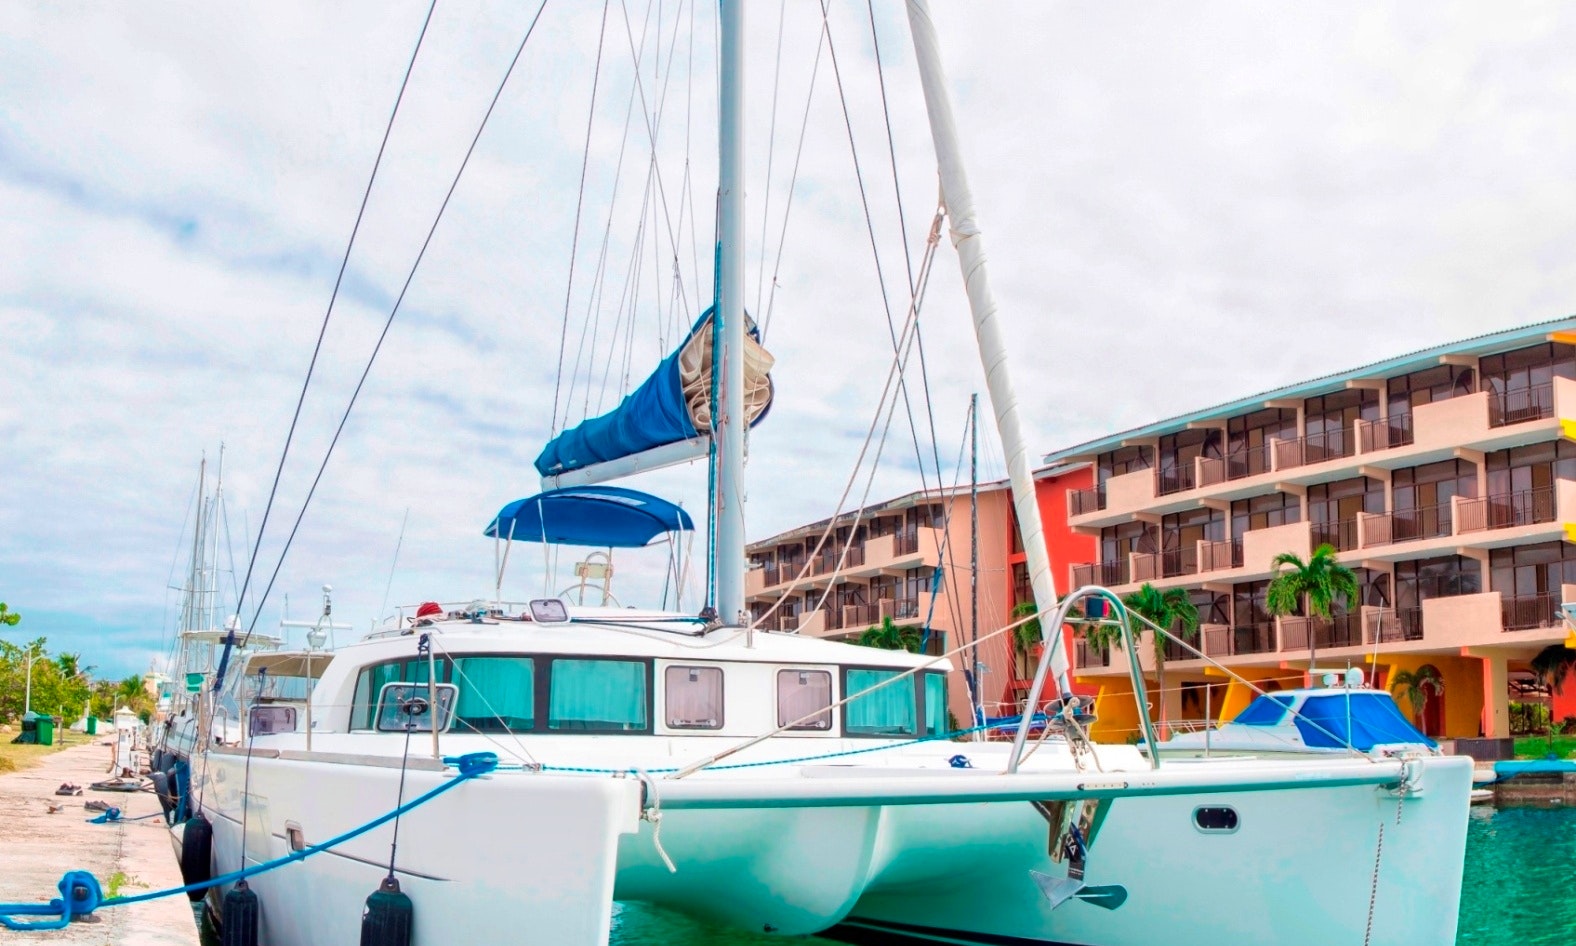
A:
[{"xmin": 0, "ymin": 751, "xmax": 499, "ymax": 931}]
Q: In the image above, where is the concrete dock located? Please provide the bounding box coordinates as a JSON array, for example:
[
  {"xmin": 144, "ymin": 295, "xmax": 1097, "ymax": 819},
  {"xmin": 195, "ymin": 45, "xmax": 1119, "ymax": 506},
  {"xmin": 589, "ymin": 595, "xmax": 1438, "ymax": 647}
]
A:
[{"xmin": 0, "ymin": 742, "xmax": 201, "ymax": 945}]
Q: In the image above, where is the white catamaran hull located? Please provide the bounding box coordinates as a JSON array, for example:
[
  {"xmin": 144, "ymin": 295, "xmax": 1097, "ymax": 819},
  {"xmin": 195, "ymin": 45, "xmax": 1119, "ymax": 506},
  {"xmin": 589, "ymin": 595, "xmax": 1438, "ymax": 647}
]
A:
[{"xmin": 191, "ymin": 745, "xmax": 1469, "ymax": 946}]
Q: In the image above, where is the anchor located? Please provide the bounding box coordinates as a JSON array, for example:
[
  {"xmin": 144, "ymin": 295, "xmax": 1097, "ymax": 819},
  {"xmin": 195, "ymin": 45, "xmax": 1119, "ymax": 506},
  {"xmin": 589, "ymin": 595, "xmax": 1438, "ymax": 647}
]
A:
[{"xmin": 1028, "ymin": 798, "xmax": 1127, "ymax": 912}]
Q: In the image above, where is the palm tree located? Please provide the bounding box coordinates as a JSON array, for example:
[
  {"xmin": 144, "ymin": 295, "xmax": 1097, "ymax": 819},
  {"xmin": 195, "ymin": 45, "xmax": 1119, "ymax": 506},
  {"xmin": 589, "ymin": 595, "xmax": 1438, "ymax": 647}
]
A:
[
  {"xmin": 1122, "ymin": 583, "xmax": 1200, "ymax": 739},
  {"xmin": 0, "ymin": 601, "xmax": 19, "ymax": 627},
  {"xmin": 1530, "ymin": 644, "xmax": 1576, "ymax": 754},
  {"xmin": 1389, "ymin": 665, "xmax": 1443, "ymax": 725},
  {"xmin": 1265, "ymin": 543, "xmax": 1358, "ymax": 679},
  {"xmin": 858, "ymin": 616, "xmax": 922, "ymax": 654}
]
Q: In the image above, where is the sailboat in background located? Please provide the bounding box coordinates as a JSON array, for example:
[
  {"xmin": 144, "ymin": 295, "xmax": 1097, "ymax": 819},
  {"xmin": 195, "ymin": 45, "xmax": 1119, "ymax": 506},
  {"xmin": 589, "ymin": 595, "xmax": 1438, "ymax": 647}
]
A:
[{"xmin": 156, "ymin": 4, "xmax": 1471, "ymax": 946}]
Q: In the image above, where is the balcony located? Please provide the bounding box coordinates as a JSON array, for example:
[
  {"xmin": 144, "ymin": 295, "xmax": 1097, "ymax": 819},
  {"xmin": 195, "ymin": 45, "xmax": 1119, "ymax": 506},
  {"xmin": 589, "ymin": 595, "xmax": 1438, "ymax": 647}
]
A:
[
  {"xmin": 1199, "ymin": 622, "xmax": 1232, "ymax": 658},
  {"xmin": 811, "ymin": 543, "xmax": 866, "ymax": 576},
  {"xmin": 885, "ymin": 597, "xmax": 922, "ymax": 621},
  {"xmin": 1502, "ymin": 593, "xmax": 1560, "ymax": 632},
  {"xmin": 1310, "ymin": 517, "xmax": 1359, "ymax": 552},
  {"xmin": 1199, "ymin": 539, "xmax": 1236, "ymax": 572},
  {"xmin": 1489, "ymin": 383, "xmax": 1554, "ymax": 428},
  {"xmin": 1071, "ymin": 559, "xmax": 1130, "ymax": 588},
  {"xmin": 1156, "ymin": 463, "xmax": 1197, "ymax": 497},
  {"xmin": 1278, "ymin": 613, "xmax": 1363, "ymax": 652},
  {"xmin": 843, "ymin": 602, "xmax": 881, "ymax": 629},
  {"xmin": 1228, "ymin": 622, "xmax": 1278, "ymax": 656},
  {"xmin": 1356, "ymin": 414, "xmax": 1415, "ymax": 453},
  {"xmin": 1133, "ymin": 547, "xmax": 1199, "ymax": 582},
  {"xmin": 1360, "ymin": 501, "xmax": 1451, "ymax": 548},
  {"xmin": 1069, "ymin": 486, "xmax": 1104, "ymax": 517},
  {"xmin": 1239, "ymin": 519, "xmax": 1312, "ymax": 574},
  {"xmin": 1273, "ymin": 429, "xmax": 1357, "ymax": 472},
  {"xmin": 1456, "ymin": 487, "xmax": 1556, "ymax": 534}
]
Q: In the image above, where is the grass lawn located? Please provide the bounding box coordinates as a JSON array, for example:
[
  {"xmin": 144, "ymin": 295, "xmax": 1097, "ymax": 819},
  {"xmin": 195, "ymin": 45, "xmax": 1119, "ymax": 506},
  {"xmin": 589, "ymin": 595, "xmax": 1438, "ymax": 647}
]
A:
[
  {"xmin": 0, "ymin": 729, "xmax": 95, "ymax": 773},
  {"xmin": 1513, "ymin": 734, "xmax": 1576, "ymax": 760}
]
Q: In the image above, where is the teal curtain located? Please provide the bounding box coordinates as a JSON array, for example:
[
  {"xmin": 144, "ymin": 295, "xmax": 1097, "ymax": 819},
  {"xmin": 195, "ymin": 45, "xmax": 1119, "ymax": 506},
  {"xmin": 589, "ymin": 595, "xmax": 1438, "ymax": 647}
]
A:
[
  {"xmin": 452, "ymin": 657, "xmax": 535, "ymax": 733},
  {"xmin": 846, "ymin": 669, "xmax": 916, "ymax": 736},
  {"xmin": 549, "ymin": 659, "xmax": 648, "ymax": 731},
  {"xmin": 925, "ymin": 672, "xmax": 947, "ymax": 735}
]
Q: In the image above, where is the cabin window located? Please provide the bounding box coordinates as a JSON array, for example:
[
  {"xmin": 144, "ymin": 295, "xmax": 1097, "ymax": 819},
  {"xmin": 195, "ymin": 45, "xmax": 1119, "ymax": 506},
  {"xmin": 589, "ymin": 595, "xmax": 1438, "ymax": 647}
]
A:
[
  {"xmin": 350, "ymin": 658, "xmax": 445, "ymax": 730},
  {"xmin": 665, "ymin": 665, "xmax": 724, "ymax": 730},
  {"xmin": 374, "ymin": 682, "xmax": 457, "ymax": 733},
  {"xmin": 548, "ymin": 658, "xmax": 650, "ymax": 732},
  {"xmin": 924, "ymin": 672, "xmax": 948, "ymax": 736},
  {"xmin": 844, "ymin": 668, "xmax": 917, "ymax": 736},
  {"xmin": 777, "ymin": 669, "xmax": 833, "ymax": 730},
  {"xmin": 450, "ymin": 656, "xmax": 536, "ymax": 734}
]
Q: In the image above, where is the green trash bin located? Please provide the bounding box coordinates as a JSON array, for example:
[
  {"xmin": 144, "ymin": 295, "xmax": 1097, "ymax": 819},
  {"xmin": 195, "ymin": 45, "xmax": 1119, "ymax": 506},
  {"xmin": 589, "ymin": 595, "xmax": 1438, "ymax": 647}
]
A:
[
  {"xmin": 36, "ymin": 717, "xmax": 55, "ymax": 746},
  {"xmin": 86, "ymin": 716, "xmax": 98, "ymax": 735}
]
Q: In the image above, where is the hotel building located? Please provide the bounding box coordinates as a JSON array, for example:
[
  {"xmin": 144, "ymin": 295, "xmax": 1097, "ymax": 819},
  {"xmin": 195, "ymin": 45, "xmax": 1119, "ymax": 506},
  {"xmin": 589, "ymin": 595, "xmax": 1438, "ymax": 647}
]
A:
[
  {"xmin": 744, "ymin": 467, "xmax": 1096, "ymax": 728},
  {"xmin": 1046, "ymin": 318, "xmax": 1576, "ymax": 744}
]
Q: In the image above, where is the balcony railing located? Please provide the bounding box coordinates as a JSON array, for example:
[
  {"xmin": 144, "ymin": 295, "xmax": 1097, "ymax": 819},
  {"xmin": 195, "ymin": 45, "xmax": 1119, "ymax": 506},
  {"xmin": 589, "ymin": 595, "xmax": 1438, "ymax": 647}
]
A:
[
  {"xmin": 1199, "ymin": 539, "xmax": 1235, "ymax": 573},
  {"xmin": 843, "ymin": 603, "xmax": 880, "ymax": 629},
  {"xmin": 1364, "ymin": 608, "xmax": 1399, "ymax": 644},
  {"xmin": 1502, "ymin": 593, "xmax": 1559, "ymax": 631},
  {"xmin": 1488, "ymin": 383, "xmax": 1554, "ymax": 428},
  {"xmin": 1363, "ymin": 502, "xmax": 1452, "ymax": 547},
  {"xmin": 1279, "ymin": 614, "xmax": 1363, "ymax": 652},
  {"xmin": 760, "ymin": 562, "xmax": 781, "ymax": 585},
  {"xmin": 1069, "ymin": 486, "xmax": 1105, "ymax": 516},
  {"xmin": 889, "ymin": 597, "xmax": 921, "ymax": 621},
  {"xmin": 1156, "ymin": 463, "xmax": 1197, "ymax": 496},
  {"xmin": 1357, "ymin": 414, "xmax": 1414, "ymax": 453},
  {"xmin": 1074, "ymin": 638, "xmax": 1110, "ymax": 669},
  {"xmin": 1161, "ymin": 546, "xmax": 1197, "ymax": 579},
  {"xmin": 752, "ymin": 612, "xmax": 782, "ymax": 631},
  {"xmin": 1161, "ymin": 637, "xmax": 1195, "ymax": 662},
  {"xmin": 1397, "ymin": 606, "xmax": 1424, "ymax": 641},
  {"xmin": 1072, "ymin": 560, "xmax": 1130, "ymax": 588},
  {"xmin": 1230, "ymin": 622, "xmax": 1278, "ymax": 656},
  {"xmin": 1311, "ymin": 517, "xmax": 1359, "ymax": 552},
  {"xmin": 818, "ymin": 606, "xmax": 844, "ymax": 630},
  {"xmin": 1275, "ymin": 430, "xmax": 1356, "ymax": 471},
  {"xmin": 1457, "ymin": 487, "xmax": 1556, "ymax": 533},
  {"xmin": 894, "ymin": 529, "xmax": 921, "ymax": 556},
  {"xmin": 1227, "ymin": 443, "xmax": 1274, "ymax": 481}
]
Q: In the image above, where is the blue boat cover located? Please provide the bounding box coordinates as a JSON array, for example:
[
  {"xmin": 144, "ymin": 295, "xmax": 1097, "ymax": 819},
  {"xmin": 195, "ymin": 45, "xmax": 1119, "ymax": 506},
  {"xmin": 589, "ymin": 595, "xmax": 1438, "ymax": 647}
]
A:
[
  {"xmin": 534, "ymin": 308, "xmax": 770, "ymax": 478},
  {"xmin": 1289, "ymin": 692, "xmax": 1437, "ymax": 751},
  {"xmin": 485, "ymin": 486, "xmax": 695, "ymax": 548}
]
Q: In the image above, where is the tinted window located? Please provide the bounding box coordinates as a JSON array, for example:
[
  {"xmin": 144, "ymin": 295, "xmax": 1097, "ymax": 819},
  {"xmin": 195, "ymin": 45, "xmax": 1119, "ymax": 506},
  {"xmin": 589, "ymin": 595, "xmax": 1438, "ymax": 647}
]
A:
[
  {"xmin": 924, "ymin": 672, "xmax": 948, "ymax": 735},
  {"xmin": 666, "ymin": 665, "xmax": 724, "ymax": 730},
  {"xmin": 548, "ymin": 659, "xmax": 649, "ymax": 732},
  {"xmin": 845, "ymin": 668, "xmax": 917, "ymax": 736},
  {"xmin": 1234, "ymin": 694, "xmax": 1295, "ymax": 726},
  {"xmin": 450, "ymin": 656, "xmax": 535, "ymax": 734}
]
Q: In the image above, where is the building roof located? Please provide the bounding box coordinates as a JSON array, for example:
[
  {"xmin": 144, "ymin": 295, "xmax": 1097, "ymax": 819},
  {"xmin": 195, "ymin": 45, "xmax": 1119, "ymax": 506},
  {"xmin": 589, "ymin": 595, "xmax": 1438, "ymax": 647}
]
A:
[{"xmin": 1041, "ymin": 315, "xmax": 1576, "ymax": 464}]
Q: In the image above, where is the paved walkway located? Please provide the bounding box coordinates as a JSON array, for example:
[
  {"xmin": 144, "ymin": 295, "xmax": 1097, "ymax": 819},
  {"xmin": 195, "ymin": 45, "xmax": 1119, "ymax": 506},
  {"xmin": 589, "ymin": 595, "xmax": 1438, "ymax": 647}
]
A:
[{"xmin": 0, "ymin": 741, "xmax": 201, "ymax": 946}]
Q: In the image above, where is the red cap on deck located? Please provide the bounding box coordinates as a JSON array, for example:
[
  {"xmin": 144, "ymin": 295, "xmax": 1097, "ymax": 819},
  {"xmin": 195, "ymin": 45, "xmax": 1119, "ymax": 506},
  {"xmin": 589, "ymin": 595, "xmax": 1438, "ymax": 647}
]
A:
[{"xmin": 416, "ymin": 601, "xmax": 443, "ymax": 619}]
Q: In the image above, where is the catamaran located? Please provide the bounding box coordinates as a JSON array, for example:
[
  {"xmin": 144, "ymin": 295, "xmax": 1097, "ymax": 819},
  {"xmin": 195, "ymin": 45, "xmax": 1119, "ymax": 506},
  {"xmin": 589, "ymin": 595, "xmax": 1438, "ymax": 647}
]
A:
[{"xmin": 161, "ymin": 3, "xmax": 1471, "ymax": 945}]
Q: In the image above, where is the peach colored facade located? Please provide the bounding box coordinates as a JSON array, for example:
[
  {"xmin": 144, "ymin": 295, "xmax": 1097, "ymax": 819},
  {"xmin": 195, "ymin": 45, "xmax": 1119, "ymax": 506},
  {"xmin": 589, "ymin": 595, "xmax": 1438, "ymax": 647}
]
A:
[
  {"xmin": 1048, "ymin": 320, "xmax": 1576, "ymax": 744},
  {"xmin": 744, "ymin": 465, "xmax": 1095, "ymax": 729}
]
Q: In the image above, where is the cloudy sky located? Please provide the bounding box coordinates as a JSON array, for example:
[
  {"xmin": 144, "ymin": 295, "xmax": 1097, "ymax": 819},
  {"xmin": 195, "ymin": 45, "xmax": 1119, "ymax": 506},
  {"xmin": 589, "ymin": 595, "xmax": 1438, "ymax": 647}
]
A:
[{"xmin": 4, "ymin": 1, "xmax": 1575, "ymax": 679}]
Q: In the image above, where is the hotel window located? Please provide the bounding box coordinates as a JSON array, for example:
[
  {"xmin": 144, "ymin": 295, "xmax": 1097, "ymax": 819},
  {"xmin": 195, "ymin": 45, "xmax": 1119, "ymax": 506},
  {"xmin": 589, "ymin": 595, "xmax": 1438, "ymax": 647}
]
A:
[
  {"xmin": 1393, "ymin": 460, "xmax": 1477, "ymax": 512},
  {"xmin": 665, "ymin": 665, "xmax": 724, "ymax": 730},
  {"xmin": 1231, "ymin": 492, "xmax": 1300, "ymax": 537},
  {"xmin": 777, "ymin": 669, "xmax": 833, "ymax": 730},
  {"xmin": 1307, "ymin": 477, "xmax": 1383, "ymax": 551},
  {"xmin": 1156, "ymin": 429, "xmax": 1221, "ymax": 494},
  {"xmin": 1159, "ymin": 507, "xmax": 1224, "ymax": 576},
  {"xmin": 1395, "ymin": 556, "xmax": 1481, "ymax": 610},
  {"xmin": 1189, "ymin": 587, "xmax": 1230, "ymax": 626},
  {"xmin": 1096, "ymin": 445, "xmax": 1152, "ymax": 485},
  {"xmin": 1303, "ymin": 389, "xmax": 1378, "ymax": 461},
  {"xmin": 1480, "ymin": 343, "xmax": 1576, "ymax": 396},
  {"xmin": 1226, "ymin": 408, "xmax": 1296, "ymax": 478},
  {"xmin": 1386, "ymin": 364, "xmax": 1474, "ymax": 420},
  {"xmin": 1490, "ymin": 542, "xmax": 1576, "ymax": 599}
]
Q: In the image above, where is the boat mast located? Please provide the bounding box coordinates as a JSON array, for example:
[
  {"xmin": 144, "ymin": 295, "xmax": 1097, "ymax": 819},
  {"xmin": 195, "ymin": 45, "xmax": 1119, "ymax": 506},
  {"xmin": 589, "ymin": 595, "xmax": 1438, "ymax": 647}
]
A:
[
  {"xmin": 714, "ymin": 0, "xmax": 747, "ymax": 624},
  {"xmin": 904, "ymin": 0, "xmax": 1071, "ymax": 696},
  {"xmin": 969, "ymin": 393, "xmax": 982, "ymax": 734}
]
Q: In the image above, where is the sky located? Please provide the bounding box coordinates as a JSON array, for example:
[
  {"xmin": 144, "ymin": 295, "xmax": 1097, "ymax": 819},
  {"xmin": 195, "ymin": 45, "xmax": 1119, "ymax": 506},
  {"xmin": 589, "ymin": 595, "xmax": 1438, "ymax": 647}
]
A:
[{"xmin": 4, "ymin": 1, "xmax": 1576, "ymax": 679}]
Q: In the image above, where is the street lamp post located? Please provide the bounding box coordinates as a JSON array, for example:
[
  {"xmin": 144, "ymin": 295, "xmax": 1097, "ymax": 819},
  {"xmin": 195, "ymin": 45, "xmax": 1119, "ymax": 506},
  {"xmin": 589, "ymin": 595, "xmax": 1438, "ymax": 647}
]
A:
[{"xmin": 23, "ymin": 643, "xmax": 38, "ymax": 719}]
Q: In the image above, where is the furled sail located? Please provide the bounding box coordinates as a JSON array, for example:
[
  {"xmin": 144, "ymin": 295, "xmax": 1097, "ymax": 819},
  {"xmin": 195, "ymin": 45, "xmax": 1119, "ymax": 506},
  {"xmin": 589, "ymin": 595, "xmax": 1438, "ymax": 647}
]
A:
[{"xmin": 535, "ymin": 307, "xmax": 774, "ymax": 479}]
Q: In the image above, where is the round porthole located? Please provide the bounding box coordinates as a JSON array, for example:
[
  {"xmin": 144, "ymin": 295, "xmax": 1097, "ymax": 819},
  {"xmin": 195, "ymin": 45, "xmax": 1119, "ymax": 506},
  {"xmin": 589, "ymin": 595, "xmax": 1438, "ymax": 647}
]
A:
[{"xmin": 1193, "ymin": 806, "xmax": 1239, "ymax": 833}]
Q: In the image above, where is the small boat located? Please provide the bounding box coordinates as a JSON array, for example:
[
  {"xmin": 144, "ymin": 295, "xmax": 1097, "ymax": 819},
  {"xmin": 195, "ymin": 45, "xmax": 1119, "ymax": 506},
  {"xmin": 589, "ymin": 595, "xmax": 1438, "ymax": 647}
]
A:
[{"xmin": 1161, "ymin": 682, "xmax": 1438, "ymax": 758}]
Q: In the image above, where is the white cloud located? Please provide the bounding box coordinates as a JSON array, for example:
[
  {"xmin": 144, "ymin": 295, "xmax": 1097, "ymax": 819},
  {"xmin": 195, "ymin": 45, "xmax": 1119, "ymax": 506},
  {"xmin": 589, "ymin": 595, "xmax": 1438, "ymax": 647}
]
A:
[{"xmin": 5, "ymin": 1, "xmax": 1576, "ymax": 676}]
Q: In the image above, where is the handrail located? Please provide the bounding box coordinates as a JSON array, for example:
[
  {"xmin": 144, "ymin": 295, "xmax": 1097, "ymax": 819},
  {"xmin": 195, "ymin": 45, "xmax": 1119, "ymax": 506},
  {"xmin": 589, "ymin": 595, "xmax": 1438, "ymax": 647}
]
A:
[{"xmin": 1008, "ymin": 586, "xmax": 1157, "ymax": 773}]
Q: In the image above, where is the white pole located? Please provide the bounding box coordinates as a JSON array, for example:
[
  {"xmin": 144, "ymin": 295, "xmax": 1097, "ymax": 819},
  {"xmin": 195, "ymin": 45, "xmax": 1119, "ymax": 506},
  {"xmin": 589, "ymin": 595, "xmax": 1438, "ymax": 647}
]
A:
[
  {"xmin": 715, "ymin": 0, "xmax": 747, "ymax": 624},
  {"xmin": 905, "ymin": 0, "xmax": 1071, "ymax": 696},
  {"xmin": 24, "ymin": 645, "xmax": 35, "ymax": 718}
]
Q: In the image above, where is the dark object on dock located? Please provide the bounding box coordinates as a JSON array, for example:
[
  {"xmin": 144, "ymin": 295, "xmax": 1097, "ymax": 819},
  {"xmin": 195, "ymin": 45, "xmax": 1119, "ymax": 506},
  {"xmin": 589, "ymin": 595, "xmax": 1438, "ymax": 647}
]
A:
[
  {"xmin": 219, "ymin": 880, "xmax": 259, "ymax": 946},
  {"xmin": 361, "ymin": 876, "xmax": 414, "ymax": 946},
  {"xmin": 1447, "ymin": 737, "xmax": 1515, "ymax": 762},
  {"xmin": 151, "ymin": 771, "xmax": 175, "ymax": 822},
  {"xmin": 180, "ymin": 815, "xmax": 214, "ymax": 900}
]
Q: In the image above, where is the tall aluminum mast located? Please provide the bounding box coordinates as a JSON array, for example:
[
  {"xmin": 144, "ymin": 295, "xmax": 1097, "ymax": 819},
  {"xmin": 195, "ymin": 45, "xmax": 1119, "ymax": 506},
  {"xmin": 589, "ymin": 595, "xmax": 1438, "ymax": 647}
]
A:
[{"xmin": 714, "ymin": 0, "xmax": 747, "ymax": 623}]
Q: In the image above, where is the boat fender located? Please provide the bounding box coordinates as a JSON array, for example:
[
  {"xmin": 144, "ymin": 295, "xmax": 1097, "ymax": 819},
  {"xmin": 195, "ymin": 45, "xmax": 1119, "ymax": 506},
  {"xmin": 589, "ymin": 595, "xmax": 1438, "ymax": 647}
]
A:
[
  {"xmin": 179, "ymin": 814, "xmax": 214, "ymax": 900},
  {"xmin": 361, "ymin": 876, "xmax": 414, "ymax": 946},
  {"xmin": 948, "ymin": 754, "xmax": 973, "ymax": 768},
  {"xmin": 219, "ymin": 880, "xmax": 259, "ymax": 946},
  {"xmin": 151, "ymin": 771, "xmax": 175, "ymax": 822},
  {"xmin": 153, "ymin": 749, "xmax": 171, "ymax": 774}
]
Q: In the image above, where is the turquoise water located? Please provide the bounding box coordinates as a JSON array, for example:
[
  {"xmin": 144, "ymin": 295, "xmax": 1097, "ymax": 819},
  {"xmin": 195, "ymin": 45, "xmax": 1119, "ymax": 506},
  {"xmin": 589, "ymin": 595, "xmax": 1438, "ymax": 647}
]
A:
[{"xmin": 611, "ymin": 804, "xmax": 1576, "ymax": 945}]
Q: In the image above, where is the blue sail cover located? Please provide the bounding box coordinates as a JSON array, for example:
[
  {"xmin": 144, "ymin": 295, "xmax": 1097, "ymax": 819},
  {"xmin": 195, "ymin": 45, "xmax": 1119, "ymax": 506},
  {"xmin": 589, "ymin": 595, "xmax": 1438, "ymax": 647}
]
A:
[
  {"xmin": 485, "ymin": 486, "xmax": 694, "ymax": 548},
  {"xmin": 1289, "ymin": 692, "xmax": 1437, "ymax": 751},
  {"xmin": 534, "ymin": 308, "xmax": 771, "ymax": 478}
]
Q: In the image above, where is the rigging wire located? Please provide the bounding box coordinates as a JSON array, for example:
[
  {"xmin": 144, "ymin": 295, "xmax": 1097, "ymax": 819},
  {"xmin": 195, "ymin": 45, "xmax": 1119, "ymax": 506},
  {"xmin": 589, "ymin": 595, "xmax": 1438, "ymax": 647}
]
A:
[
  {"xmin": 235, "ymin": 0, "xmax": 553, "ymax": 647},
  {"xmin": 228, "ymin": 0, "xmax": 439, "ymax": 633},
  {"xmin": 378, "ymin": 507, "xmax": 411, "ymax": 621},
  {"xmin": 759, "ymin": 14, "xmax": 828, "ymax": 343},
  {"xmin": 753, "ymin": 0, "xmax": 788, "ymax": 320},
  {"xmin": 550, "ymin": 0, "xmax": 611, "ymax": 438}
]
